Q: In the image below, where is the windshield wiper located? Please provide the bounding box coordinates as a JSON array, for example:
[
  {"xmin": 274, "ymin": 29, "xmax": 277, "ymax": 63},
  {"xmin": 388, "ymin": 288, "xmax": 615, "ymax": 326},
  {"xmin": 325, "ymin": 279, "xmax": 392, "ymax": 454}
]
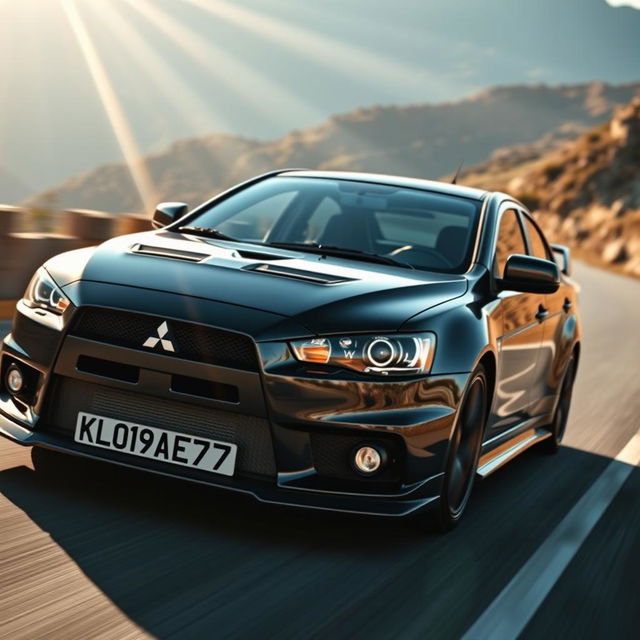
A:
[
  {"xmin": 264, "ymin": 242, "xmax": 415, "ymax": 269},
  {"xmin": 175, "ymin": 230, "xmax": 413, "ymax": 269},
  {"xmin": 176, "ymin": 226, "xmax": 239, "ymax": 242}
]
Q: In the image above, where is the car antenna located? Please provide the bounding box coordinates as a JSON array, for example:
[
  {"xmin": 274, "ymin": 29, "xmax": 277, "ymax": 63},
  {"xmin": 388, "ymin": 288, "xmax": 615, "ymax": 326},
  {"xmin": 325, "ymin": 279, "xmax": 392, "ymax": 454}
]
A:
[{"xmin": 451, "ymin": 160, "xmax": 464, "ymax": 185}]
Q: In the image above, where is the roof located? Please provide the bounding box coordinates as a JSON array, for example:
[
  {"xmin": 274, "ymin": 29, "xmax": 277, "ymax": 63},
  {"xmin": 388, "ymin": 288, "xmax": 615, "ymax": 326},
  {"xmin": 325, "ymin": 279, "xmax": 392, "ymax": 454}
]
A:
[{"xmin": 278, "ymin": 170, "xmax": 488, "ymax": 201}]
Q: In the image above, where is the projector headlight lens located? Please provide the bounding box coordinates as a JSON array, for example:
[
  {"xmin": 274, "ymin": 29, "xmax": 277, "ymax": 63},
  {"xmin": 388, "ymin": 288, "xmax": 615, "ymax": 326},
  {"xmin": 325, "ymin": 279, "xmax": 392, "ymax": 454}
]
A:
[
  {"xmin": 290, "ymin": 332, "xmax": 435, "ymax": 376},
  {"xmin": 24, "ymin": 268, "xmax": 70, "ymax": 315}
]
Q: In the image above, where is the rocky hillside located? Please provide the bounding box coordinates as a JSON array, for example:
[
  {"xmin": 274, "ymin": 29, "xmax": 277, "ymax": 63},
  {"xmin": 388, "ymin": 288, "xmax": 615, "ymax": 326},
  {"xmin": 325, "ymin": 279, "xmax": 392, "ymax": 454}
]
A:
[
  {"xmin": 28, "ymin": 81, "xmax": 640, "ymax": 213},
  {"xmin": 463, "ymin": 97, "xmax": 640, "ymax": 278}
]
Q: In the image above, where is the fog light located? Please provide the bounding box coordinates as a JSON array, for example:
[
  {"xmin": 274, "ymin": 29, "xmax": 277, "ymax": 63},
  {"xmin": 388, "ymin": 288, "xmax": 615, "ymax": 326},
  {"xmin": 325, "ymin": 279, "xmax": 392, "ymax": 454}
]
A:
[
  {"xmin": 353, "ymin": 445, "xmax": 384, "ymax": 475},
  {"xmin": 6, "ymin": 365, "xmax": 25, "ymax": 394}
]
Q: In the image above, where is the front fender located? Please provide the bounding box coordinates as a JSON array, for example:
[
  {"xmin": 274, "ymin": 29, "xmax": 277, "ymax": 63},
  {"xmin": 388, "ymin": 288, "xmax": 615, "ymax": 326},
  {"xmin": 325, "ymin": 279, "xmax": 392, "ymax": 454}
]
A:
[{"xmin": 401, "ymin": 289, "xmax": 498, "ymax": 376}]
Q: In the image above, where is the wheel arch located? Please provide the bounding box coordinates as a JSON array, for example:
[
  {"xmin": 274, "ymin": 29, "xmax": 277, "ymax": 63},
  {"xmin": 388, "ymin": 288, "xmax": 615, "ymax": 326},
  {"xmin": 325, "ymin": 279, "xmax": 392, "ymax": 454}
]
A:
[{"xmin": 477, "ymin": 350, "xmax": 496, "ymax": 418}]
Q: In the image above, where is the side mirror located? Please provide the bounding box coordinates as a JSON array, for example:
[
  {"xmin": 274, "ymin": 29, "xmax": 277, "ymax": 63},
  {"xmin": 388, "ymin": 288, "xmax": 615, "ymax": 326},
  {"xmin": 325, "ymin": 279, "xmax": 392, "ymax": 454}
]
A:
[
  {"xmin": 152, "ymin": 202, "xmax": 189, "ymax": 229},
  {"xmin": 499, "ymin": 254, "xmax": 560, "ymax": 294},
  {"xmin": 550, "ymin": 243, "xmax": 571, "ymax": 276}
]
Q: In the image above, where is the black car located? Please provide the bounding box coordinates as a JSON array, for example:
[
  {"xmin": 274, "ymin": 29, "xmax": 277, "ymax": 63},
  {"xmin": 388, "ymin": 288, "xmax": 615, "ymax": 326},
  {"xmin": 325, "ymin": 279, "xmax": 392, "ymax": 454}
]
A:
[{"xmin": 0, "ymin": 170, "xmax": 580, "ymax": 529}]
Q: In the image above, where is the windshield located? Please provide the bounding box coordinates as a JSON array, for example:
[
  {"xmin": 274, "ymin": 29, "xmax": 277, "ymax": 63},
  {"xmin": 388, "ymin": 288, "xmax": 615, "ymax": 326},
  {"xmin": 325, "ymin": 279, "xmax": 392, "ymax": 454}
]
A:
[{"xmin": 182, "ymin": 177, "xmax": 482, "ymax": 273}]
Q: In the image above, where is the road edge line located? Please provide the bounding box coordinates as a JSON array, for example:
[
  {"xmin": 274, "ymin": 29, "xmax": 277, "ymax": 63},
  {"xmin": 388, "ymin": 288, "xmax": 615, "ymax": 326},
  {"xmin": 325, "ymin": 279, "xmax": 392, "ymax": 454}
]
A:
[{"xmin": 461, "ymin": 430, "xmax": 640, "ymax": 640}]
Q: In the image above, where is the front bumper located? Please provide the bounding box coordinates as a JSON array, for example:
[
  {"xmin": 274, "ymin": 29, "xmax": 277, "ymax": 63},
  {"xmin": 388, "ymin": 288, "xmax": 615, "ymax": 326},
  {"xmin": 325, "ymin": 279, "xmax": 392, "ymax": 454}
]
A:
[
  {"xmin": 0, "ymin": 295, "xmax": 470, "ymax": 517},
  {"xmin": 0, "ymin": 412, "xmax": 445, "ymax": 516}
]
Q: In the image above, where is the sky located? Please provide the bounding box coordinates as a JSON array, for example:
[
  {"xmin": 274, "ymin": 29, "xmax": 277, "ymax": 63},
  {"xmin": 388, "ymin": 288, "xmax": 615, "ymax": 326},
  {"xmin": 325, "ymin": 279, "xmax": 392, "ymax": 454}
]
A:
[{"xmin": 0, "ymin": 0, "xmax": 639, "ymax": 198}]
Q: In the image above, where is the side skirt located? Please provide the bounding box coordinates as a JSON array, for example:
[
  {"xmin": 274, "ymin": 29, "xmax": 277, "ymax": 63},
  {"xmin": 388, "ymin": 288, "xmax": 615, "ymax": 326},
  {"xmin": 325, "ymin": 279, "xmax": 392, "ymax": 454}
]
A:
[{"xmin": 476, "ymin": 426, "xmax": 551, "ymax": 478}]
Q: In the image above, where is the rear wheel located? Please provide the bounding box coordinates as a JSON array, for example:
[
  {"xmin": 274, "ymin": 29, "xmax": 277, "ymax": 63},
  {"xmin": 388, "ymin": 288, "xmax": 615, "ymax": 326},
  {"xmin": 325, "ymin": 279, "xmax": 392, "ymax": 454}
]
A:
[
  {"xmin": 541, "ymin": 357, "xmax": 576, "ymax": 454},
  {"xmin": 420, "ymin": 364, "xmax": 489, "ymax": 532}
]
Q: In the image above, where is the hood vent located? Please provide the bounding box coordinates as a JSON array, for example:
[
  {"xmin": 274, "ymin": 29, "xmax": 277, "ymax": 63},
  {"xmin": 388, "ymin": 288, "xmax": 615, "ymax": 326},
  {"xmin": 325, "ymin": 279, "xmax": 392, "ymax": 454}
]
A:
[
  {"xmin": 236, "ymin": 249, "xmax": 289, "ymax": 261},
  {"xmin": 245, "ymin": 263, "xmax": 356, "ymax": 285},
  {"xmin": 131, "ymin": 244, "xmax": 209, "ymax": 262}
]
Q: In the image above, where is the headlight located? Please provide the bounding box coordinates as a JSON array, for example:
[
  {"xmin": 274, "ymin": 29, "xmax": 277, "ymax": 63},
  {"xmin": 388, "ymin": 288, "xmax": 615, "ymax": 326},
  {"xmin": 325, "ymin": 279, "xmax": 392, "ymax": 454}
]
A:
[
  {"xmin": 24, "ymin": 268, "xmax": 70, "ymax": 315},
  {"xmin": 290, "ymin": 333, "xmax": 435, "ymax": 376}
]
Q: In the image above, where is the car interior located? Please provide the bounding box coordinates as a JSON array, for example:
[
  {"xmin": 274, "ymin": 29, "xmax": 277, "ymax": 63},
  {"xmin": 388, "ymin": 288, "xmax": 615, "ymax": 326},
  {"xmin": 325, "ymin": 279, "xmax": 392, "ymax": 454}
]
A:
[{"xmin": 203, "ymin": 178, "xmax": 479, "ymax": 272}]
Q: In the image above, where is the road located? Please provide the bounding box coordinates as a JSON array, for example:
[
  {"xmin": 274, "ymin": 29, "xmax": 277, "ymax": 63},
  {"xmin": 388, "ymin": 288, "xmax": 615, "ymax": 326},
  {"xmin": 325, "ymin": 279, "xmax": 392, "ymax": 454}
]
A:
[{"xmin": 0, "ymin": 261, "xmax": 638, "ymax": 640}]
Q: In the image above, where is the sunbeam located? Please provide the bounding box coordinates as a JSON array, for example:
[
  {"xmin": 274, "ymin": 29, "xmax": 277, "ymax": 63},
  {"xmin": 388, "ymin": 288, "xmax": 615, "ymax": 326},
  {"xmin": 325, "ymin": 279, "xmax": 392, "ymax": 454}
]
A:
[
  {"xmin": 180, "ymin": 0, "xmax": 435, "ymax": 95},
  {"xmin": 121, "ymin": 0, "xmax": 323, "ymax": 131},
  {"xmin": 85, "ymin": 0, "xmax": 231, "ymax": 137},
  {"xmin": 60, "ymin": 0, "xmax": 156, "ymax": 213}
]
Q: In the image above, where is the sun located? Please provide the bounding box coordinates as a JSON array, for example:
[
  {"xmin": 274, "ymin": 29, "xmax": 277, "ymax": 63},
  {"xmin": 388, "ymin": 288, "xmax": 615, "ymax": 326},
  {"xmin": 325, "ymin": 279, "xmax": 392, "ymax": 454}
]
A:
[{"xmin": 604, "ymin": 0, "xmax": 640, "ymax": 8}]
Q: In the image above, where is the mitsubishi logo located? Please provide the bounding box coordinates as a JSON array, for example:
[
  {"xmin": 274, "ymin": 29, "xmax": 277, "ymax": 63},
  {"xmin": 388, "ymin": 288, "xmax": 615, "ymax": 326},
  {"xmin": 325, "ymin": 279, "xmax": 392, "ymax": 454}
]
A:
[{"xmin": 143, "ymin": 321, "xmax": 175, "ymax": 352}]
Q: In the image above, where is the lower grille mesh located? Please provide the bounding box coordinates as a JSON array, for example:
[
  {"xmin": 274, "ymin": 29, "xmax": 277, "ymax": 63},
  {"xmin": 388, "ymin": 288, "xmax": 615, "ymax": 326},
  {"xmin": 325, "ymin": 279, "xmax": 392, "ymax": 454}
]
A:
[{"xmin": 44, "ymin": 377, "xmax": 276, "ymax": 477}]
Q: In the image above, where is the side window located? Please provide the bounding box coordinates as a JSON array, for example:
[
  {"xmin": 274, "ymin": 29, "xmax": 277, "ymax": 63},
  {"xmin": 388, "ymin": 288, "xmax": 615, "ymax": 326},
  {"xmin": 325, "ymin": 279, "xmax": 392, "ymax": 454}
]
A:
[
  {"xmin": 521, "ymin": 215, "xmax": 550, "ymax": 261},
  {"xmin": 494, "ymin": 209, "xmax": 527, "ymax": 277}
]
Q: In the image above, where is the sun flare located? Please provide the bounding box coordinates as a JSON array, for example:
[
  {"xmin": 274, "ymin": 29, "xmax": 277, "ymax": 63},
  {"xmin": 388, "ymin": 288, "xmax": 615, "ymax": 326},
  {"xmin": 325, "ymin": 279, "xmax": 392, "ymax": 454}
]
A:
[{"xmin": 60, "ymin": 0, "xmax": 156, "ymax": 212}]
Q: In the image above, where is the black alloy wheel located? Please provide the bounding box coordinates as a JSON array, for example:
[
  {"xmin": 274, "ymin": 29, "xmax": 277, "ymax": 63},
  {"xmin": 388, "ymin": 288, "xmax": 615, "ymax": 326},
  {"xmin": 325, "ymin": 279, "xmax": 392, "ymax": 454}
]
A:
[{"xmin": 425, "ymin": 364, "xmax": 489, "ymax": 532}]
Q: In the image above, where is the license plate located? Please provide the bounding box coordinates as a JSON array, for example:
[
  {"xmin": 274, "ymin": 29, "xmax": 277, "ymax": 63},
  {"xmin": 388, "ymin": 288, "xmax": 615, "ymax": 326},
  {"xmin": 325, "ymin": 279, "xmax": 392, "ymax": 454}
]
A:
[{"xmin": 74, "ymin": 412, "xmax": 237, "ymax": 476}]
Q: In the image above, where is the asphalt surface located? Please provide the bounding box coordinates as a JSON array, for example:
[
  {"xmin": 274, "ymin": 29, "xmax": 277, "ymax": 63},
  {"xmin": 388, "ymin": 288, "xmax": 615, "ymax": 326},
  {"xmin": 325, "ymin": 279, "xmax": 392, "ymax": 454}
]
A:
[{"xmin": 0, "ymin": 260, "xmax": 638, "ymax": 640}]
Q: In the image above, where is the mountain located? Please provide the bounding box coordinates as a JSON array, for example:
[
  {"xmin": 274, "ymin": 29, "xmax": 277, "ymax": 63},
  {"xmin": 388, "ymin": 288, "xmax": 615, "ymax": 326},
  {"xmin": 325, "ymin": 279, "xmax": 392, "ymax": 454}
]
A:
[
  {"xmin": 28, "ymin": 81, "xmax": 640, "ymax": 214},
  {"xmin": 6, "ymin": 0, "xmax": 640, "ymax": 193},
  {"xmin": 462, "ymin": 97, "xmax": 640, "ymax": 278},
  {"xmin": 30, "ymin": 135, "xmax": 260, "ymax": 215}
]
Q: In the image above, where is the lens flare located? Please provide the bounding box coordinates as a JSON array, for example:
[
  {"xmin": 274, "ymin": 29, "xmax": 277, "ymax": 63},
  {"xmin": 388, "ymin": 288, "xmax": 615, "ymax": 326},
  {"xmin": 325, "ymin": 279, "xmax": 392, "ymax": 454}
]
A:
[
  {"xmin": 181, "ymin": 0, "xmax": 430, "ymax": 92},
  {"xmin": 60, "ymin": 0, "xmax": 156, "ymax": 212},
  {"xmin": 121, "ymin": 0, "xmax": 323, "ymax": 129},
  {"xmin": 84, "ymin": 0, "xmax": 231, "ymax": 136}
]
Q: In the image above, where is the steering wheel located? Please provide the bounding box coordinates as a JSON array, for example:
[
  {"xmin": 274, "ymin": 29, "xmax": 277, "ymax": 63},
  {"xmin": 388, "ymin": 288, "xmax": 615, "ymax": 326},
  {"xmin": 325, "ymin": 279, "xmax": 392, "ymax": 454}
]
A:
[{"xmin": 387, "ymin": 245, "xmax": 454, "ymax": 269}]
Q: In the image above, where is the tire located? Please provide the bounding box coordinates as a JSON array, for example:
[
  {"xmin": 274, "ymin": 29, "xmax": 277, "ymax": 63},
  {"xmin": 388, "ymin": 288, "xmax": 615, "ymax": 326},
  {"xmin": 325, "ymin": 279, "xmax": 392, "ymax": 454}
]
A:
[
  {"xmin": 418, "ymin": 364, "xmax": 489, "ymax": 532},
  {"xmin": 541, "ymin": 356, "xmax": 577, "ymax": 455}
]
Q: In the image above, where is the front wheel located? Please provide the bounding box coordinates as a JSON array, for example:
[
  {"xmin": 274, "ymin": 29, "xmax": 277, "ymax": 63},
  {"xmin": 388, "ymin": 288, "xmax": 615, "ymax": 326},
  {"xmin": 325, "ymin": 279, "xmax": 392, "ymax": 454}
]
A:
[{"xmin": 419, "ymin": 364, "xmax": 489, "ymax": 532}]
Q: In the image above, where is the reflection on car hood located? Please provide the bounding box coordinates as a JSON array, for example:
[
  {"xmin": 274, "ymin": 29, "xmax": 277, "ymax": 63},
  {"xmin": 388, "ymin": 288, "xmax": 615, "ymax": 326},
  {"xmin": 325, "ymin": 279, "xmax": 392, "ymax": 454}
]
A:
[{"xmin": 46, "ymin": 231, "xmax": 469, "ymax": 334}]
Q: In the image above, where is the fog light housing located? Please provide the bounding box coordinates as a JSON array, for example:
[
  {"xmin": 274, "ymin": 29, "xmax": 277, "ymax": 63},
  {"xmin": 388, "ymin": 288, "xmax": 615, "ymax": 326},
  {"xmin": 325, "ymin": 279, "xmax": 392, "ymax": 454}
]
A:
[
  {"xmin": 6, "ymin": 365, "xmax": 25, "ymax": 395},
  {"xmin": 352, "ymin": 445, "xmax": 386, "ymax": 475}
]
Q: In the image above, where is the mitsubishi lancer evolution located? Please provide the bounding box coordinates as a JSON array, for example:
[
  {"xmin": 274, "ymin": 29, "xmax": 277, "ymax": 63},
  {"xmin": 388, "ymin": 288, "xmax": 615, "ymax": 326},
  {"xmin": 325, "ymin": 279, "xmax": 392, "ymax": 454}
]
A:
[{"xmin": 0, "ymin": 170, "xmax": 580, "ymax": 529}]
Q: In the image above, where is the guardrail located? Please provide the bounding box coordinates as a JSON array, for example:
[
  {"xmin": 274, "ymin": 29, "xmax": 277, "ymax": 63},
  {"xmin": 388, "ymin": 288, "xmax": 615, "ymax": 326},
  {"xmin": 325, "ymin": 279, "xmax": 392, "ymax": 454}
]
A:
[{"xmin": 0, "ymin": 205, "xmax": 150, "ymax": 317}]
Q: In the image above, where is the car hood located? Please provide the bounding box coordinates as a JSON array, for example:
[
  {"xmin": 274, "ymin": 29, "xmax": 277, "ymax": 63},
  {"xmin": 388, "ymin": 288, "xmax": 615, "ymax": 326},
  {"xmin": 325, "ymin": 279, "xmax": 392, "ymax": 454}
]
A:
[{"xmin": 46, "ymin": 231, "xmax": 468, "ymax": 335}]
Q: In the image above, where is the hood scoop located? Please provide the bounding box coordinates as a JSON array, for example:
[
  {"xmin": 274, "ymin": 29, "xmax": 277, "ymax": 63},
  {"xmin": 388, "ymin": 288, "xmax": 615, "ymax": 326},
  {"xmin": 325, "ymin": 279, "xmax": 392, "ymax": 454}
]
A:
[
  {"xmin": 245, "ymin": 263, "xmax": 357, "ymax": 285},
  {"xmin": 235, "ymin": 248, "xmax": 289, "ymax": 261},
  {"xmin": 131, "ymin": 244, "xmax": 209, "ymax": 262}
]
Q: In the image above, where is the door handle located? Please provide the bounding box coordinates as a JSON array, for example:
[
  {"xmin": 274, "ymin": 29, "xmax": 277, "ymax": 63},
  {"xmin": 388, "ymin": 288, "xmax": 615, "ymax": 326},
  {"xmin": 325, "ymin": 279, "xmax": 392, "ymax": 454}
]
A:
[
  {"xmin": 563, "ymin": 298, "xmax": 572, "ymax": 313},
  {"xmin": 535, "ymin": 304, "xmax": 549, "ymax": 321}
]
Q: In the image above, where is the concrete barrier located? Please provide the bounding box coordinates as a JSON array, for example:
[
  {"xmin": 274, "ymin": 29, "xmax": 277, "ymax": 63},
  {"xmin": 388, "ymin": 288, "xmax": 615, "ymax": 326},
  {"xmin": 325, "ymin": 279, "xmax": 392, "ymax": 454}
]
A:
[
  {"xmin": 116, "ymin": 213, "xmax": 152, "ymax": 235},
  {"xmin": 65, "ymin": 209, "xmax": 117, "ymax": 242},
  {"xmin": 0, "ymin": 205, "xmax": 26, "ymax": 237},
  {"xmin": 0, "ymin": 206, "xmax": 153, "ymax": 316},
  {"xmin": 0, "ymin": 233, "xmax": 85, "ymax": 300}
]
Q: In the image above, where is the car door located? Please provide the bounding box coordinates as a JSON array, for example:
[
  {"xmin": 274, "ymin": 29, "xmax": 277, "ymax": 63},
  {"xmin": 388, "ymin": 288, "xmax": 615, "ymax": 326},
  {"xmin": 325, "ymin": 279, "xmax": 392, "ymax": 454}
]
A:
[
  {"xmin": 519, "ymin": 212, "xmax": 570, "ymax": 418},
  {"xmin": 490, "ymin": 206, "xmax": 547, "ymax": 434}
]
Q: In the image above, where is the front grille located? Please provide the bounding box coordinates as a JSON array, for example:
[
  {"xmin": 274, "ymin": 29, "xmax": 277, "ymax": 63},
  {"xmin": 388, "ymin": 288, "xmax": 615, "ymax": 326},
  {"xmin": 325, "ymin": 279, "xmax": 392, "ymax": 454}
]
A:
[
  {"xmin": 69, "ymin": 307, "xmax": 259, "ymax": 372},
  {"xmin": 44, "ymin": 377, "xmax": 276, "ymax": 477}
]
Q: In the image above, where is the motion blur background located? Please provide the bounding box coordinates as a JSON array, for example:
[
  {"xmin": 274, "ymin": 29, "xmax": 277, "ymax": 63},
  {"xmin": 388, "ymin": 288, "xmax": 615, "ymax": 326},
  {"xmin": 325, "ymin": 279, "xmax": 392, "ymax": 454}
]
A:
[
  {"xmin": 0, "ymin": 0, "xmax": 639, "ymax": 296},
  {"xmin": 1, "ymin": 3, "xmax": 640, "ymax": 639}
]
